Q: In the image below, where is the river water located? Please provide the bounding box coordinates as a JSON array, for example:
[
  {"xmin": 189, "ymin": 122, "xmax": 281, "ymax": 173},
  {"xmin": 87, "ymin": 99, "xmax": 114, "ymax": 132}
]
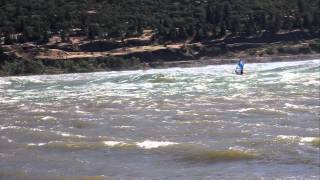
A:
[{"xmin": 0, "ymin": 60, "xmax": 319, "ymax": 179}]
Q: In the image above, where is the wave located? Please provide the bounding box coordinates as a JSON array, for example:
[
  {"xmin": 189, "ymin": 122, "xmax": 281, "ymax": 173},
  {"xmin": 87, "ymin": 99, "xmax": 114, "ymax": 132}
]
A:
[
  {"xmin": 28, "ymin": 141, "xmax": 108, "ymax": 150},
  {"xmin": 162, "ymin": 144, "xmax": 256, "ymax": 163},
  {"xmin": 284, "ymin": 103, "xmax": 319, "ymax": 111},
  {"xmin": 0, "ymin": 126, "xmax": 88, "ymax": 141},
  {"xmin": 0, "ymin": 170, "xmax": 105, "ymax": 180},
  {"xmin": 170, "ymin": 120, "xmax": 223, "ymax": 125},
  {"xmin": 27, "ymin": 140, "xmax": 178, "ymax": 150},
  {"xmin": 1, "ymin": 136, "xmax": 14, "ymax": 143},
  {"xmin": 71, "ymin": 120, "xmax": 96, "ymax": 129},
  {"xmin": 0, "ymin": 79, "xmax": 12, "ymax": 86},
  {"xmin": 230, "ymin": 107, "xmax": 287, "ymax": 115},
  {"xmin": 185, "ymin": 149, "xmax": 255, "ymax": 162},
  {"xmin": 136, "ymin": 140, "xmax": 178, "ymax": 149},
  {"xmin": 25, "ymin": 139, "xmax": 255, "ymax": 163},
  {"xmin": 276, "ymin": 135, "xmax": 320, "ymax": 147},
  {"xmin": 148, "ymin": 74, "xmax": 177, "ymax": 83},
  {"xmin": 41, "ymin": 116, "xmax": 57, "ymax": 121}
]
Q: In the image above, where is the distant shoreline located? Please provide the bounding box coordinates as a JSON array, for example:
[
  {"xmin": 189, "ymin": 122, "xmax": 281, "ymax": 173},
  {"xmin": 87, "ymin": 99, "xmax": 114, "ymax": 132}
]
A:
[
  {"xmin": 1, "ymin": 30, "xmax": 319, "ymax": 76},
  {"xmin": 0, "ymin": 54, "xmax": 319, "ymax": 77}
]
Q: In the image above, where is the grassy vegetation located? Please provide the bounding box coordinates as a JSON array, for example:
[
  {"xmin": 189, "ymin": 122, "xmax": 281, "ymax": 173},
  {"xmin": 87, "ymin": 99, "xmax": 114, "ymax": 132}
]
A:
[
  {"xmin": 0, "ymin": 51, "xmax": 142, "ymax": 76},
  {"xmin": 310, "ymin": 39, "xmax": 320, "ymax": 52}
]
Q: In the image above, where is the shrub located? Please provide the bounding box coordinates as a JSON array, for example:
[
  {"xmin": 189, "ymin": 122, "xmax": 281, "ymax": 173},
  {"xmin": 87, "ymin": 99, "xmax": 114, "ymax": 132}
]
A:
[
  {"xmin": 247, "ymin": 49, "xmax": 257, "ymax": 56},
  {"xmin": 310, "ymin": 40, "xmax": 320, "ymax": 53},
  {"xmin": 203, "ymin": 46, "xmax": 225, "ymax": 56},
  {"xmin": 3, "ymin": 61, "xmax": 19, "ymax": 75},
  {"xmin": 265, "ymin": 47, "xmax": 275, "ymax": 55},
  {"xmin": 3, "ymin": 59, "xmax": 44, "ymax": 75},
  {"xmin": 22, "ymin": 59, "xmax": 45, "ymax": 74},
  {"xmin": 129, "ymin": 57, "xmax": 141, "ymax": 68},
  {"xmin": 298, "ymin": 47, "xmax": 311, "ymax": 54},
  {"xmin": 63, "ymin": 60, "xmax": 78, "ymax": 73},
  {"xmin": 277, "ymin": 47, "xmax": 300, "ymax": 55}
]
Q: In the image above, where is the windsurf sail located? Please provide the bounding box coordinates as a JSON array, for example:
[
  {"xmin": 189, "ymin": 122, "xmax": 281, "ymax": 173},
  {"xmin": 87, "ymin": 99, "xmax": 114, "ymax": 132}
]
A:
[{"xmin": 235, "ymin": 60, "xmax": 244, "ymax": 74}]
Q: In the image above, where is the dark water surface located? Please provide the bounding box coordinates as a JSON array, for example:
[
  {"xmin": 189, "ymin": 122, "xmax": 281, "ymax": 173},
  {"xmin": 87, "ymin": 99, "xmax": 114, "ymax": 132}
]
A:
[{"xmin": 0, "ymin": 60, "xmax": 319, "ymax": 179}]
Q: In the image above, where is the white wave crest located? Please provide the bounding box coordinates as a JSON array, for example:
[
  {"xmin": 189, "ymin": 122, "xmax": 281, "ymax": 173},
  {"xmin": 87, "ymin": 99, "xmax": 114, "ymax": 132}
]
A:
[
  {"xmin": 41, "ymin": 116, "xmax": 57, "ymax": 121},
  {"xmin": 27, "ymin": 143, "xmax": 47, "ymax": 146},
  {"xmin": 103, "ymin": 141, "xmax": 125, "ymax": 147},
  {"xmin": 136, "ymin": 140, "xmax": 178, "ymax": 149},
  {"xmin": 276, "ymin": 135, "xmax": 319, "ymax": 145}
]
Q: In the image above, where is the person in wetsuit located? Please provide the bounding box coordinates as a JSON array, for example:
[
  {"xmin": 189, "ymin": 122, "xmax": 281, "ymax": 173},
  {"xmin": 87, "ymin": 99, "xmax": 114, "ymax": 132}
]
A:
[{"xmin": 235, "ymin": 59, "xmax": 244, "ymax": 75}]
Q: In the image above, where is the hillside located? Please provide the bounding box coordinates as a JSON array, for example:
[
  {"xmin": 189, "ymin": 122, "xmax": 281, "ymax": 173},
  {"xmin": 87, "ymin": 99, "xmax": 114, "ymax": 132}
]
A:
[{"xmin": 0, "ymin": 0, "xmax": 320, "ymax": 76}]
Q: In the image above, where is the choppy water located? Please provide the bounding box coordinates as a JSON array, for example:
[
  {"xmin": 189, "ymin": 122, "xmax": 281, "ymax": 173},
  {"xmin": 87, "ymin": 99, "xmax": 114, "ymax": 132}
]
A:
[{"xmin": 0, "ymin": 60, "xmax": 319, "ymax": 180}]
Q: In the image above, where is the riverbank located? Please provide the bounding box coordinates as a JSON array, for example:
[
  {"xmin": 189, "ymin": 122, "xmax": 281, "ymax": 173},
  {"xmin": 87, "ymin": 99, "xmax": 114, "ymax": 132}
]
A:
[
  {"xmin": 0, "ymin": 30, "xmax": 319, "ymax": 76},
  {"xmin": 1, "ymin": 54, "xmax": 319, "ymax": 77}
]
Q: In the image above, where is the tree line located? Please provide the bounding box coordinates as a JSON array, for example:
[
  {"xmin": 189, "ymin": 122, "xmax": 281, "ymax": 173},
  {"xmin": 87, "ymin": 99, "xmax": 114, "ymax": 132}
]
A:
[{"xmin": 0, "ymin": 0, "xmax": 319, "ymax": 44}]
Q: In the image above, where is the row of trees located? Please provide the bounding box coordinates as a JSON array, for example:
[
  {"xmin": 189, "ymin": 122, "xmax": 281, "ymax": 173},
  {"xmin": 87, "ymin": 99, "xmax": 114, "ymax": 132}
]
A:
[
  {"xmin": 154, "ymin": 0, "xmax": 320, "ymax": 41},
  {"xmin": 0, "ymin": 0, "xmax": 319, "ymax": 44}
]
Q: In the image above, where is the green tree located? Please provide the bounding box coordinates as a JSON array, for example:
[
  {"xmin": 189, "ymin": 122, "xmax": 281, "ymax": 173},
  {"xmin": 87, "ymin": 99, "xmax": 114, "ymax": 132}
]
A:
[
  {"xmin": 220, "ymin": 23, "xmax": 226, "ymax": 37},
  {"xmin": 268, "ymin": 14, "xmax": 282, "ymax": 33},
  {"xmin": 88, "ymin": 24, "xmax": 102, "ymax": 40},
  {"xmin": 312, "ymin": 12, "xmax": 320, "ymax": 30},
  {"xmin": 297, "ymin": 0, "xmax": 306, "ymax": 15},
  {"xmin": 223, "ymin": 2, "xmax": 231, "ymax": 29},
  {"xmin": 60, "ymin": 30, "xmax": 68, "ymax": 42},
  {"xmin": 42, "ymin": 31, "xmax": 50, "ymax": 43},
  {"xmin": 230, "ymin": 17, "xmax": 241, "ymax": 36},
  {"xmin": 4, "ymin": 33, "xmax": 13, "ymax": 45},
  {"xmin": 303, "ymin": 13, "xmax": 312, "ymax": 29}
]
